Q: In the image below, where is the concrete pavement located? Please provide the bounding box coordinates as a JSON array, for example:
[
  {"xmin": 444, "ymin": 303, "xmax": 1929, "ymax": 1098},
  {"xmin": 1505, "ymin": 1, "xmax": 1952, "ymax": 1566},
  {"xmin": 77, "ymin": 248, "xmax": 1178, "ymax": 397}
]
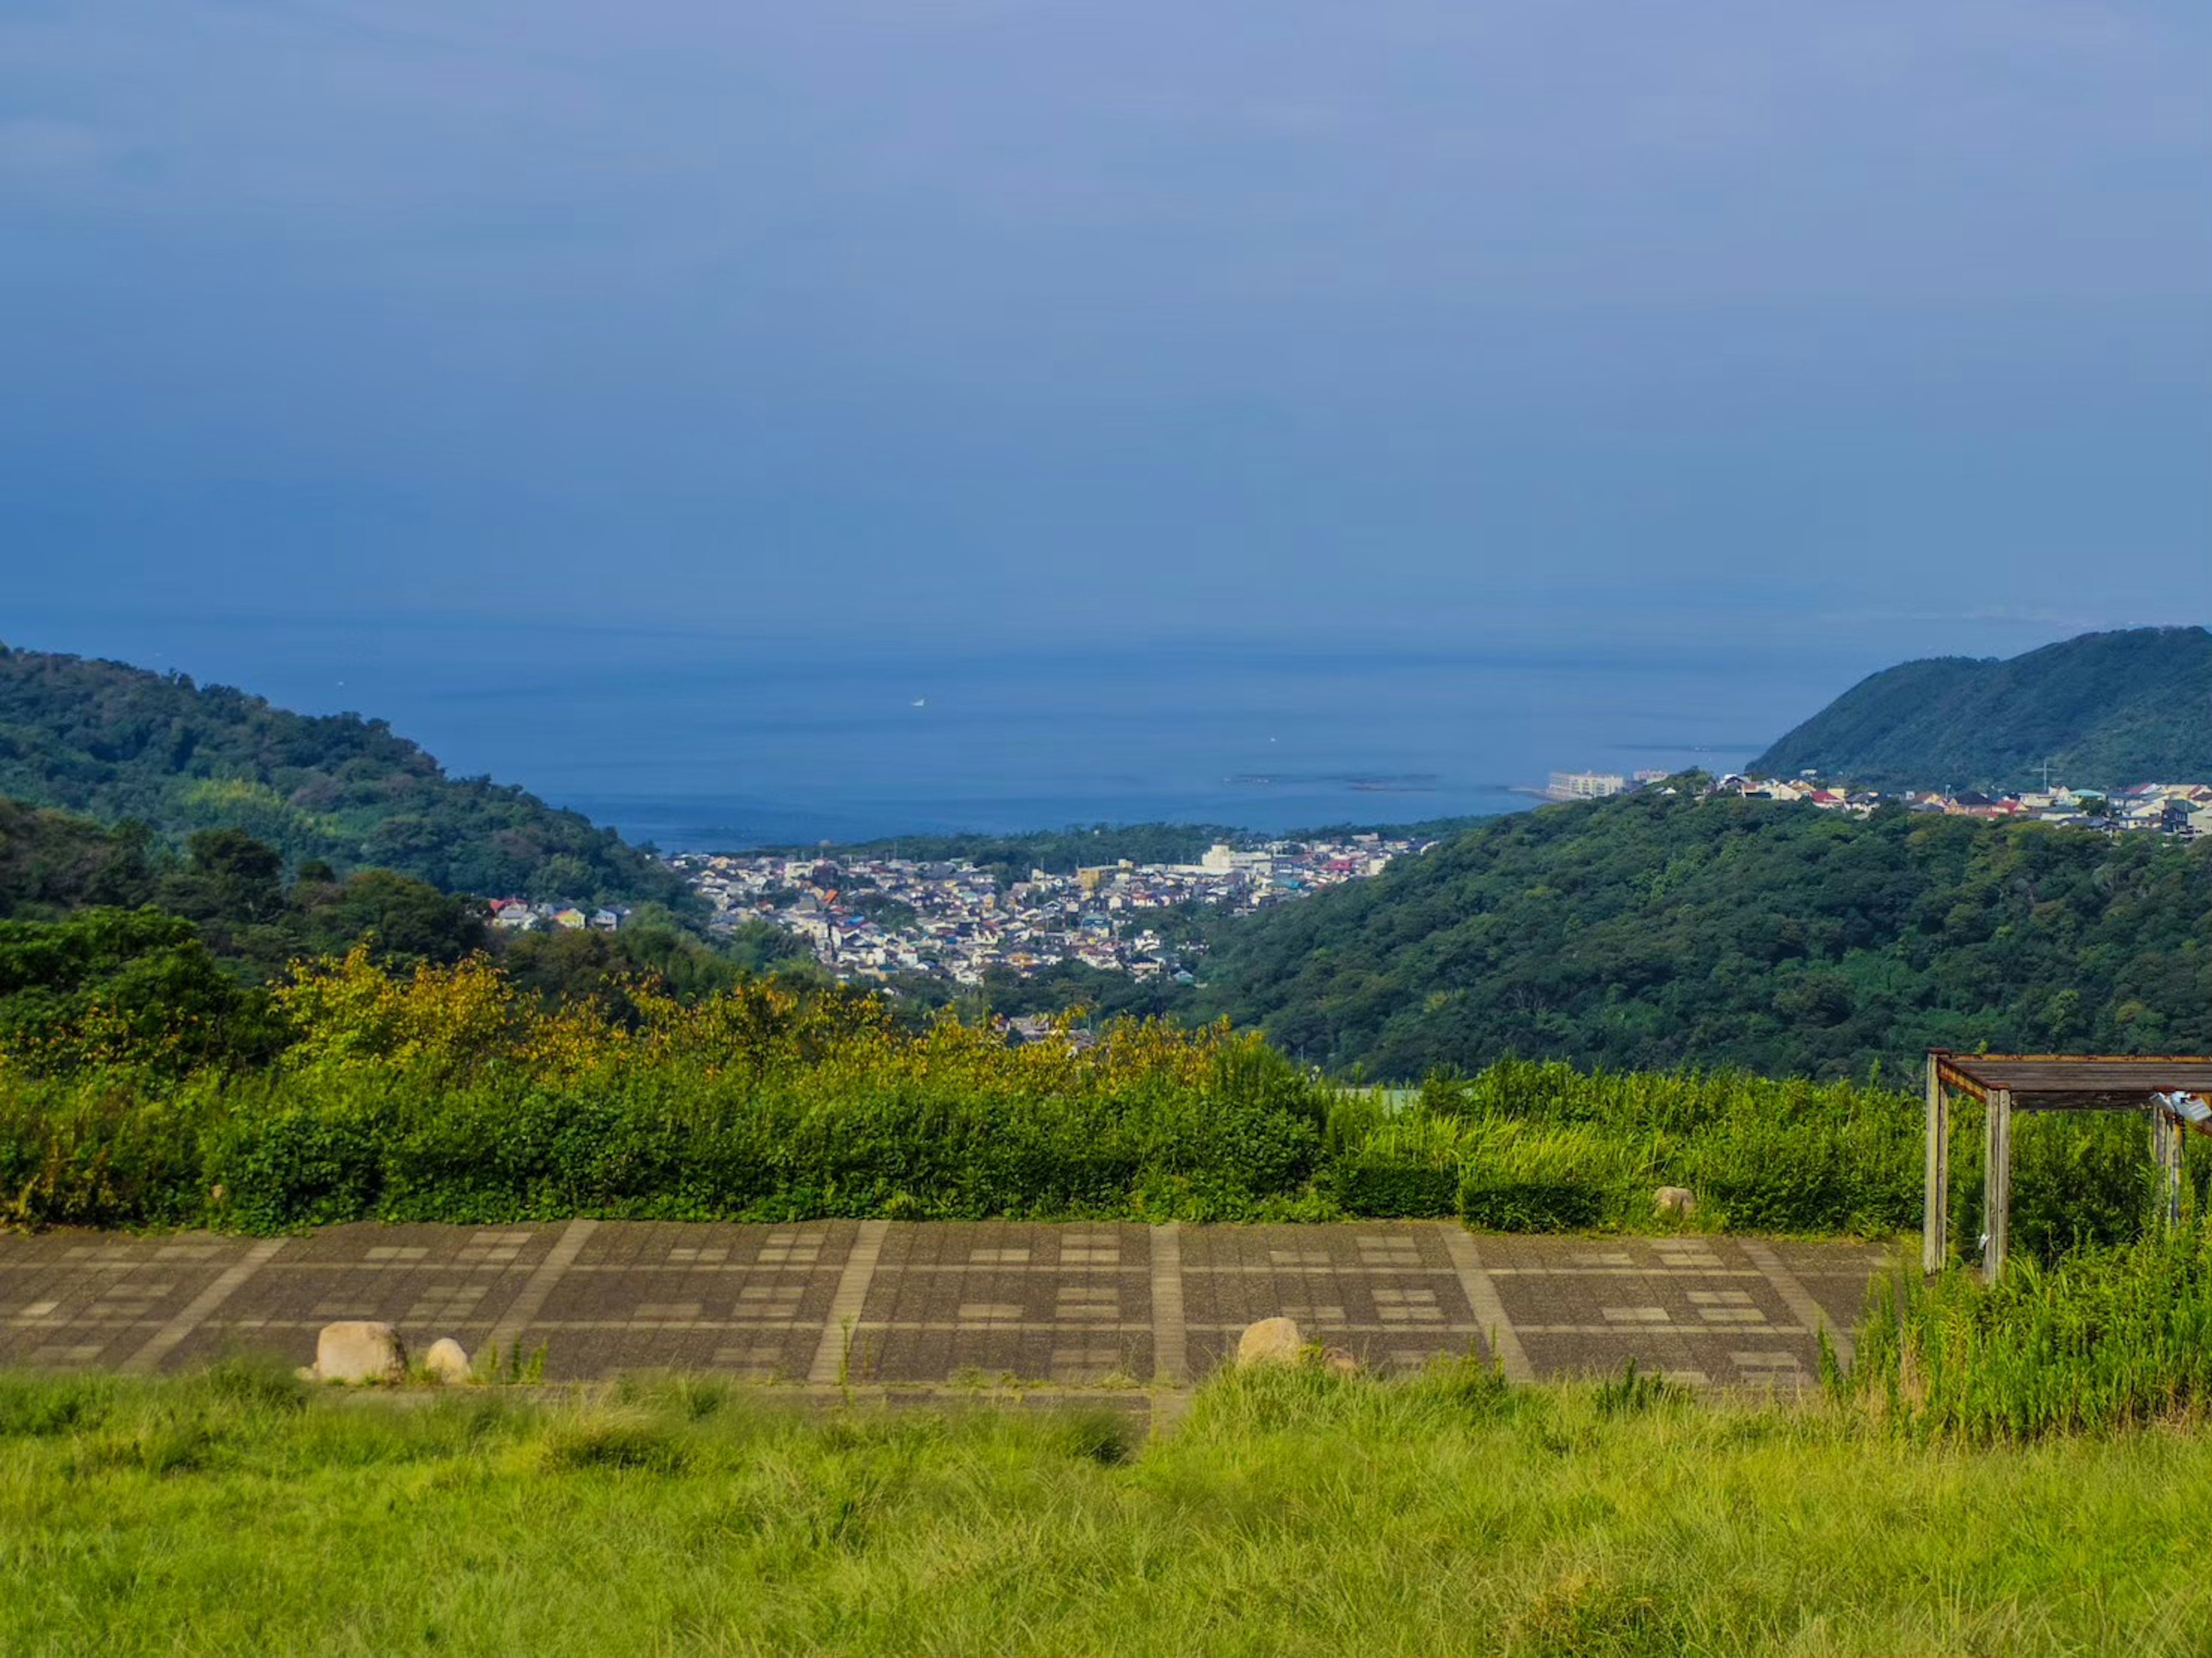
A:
[{"xmin": 0, "ymin": 1221, "xmax": 1889, "ymax": 1391}]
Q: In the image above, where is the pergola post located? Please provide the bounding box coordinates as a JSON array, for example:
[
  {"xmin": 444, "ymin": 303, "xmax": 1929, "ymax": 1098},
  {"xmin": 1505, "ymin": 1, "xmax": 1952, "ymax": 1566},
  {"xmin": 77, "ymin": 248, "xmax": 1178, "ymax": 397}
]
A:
[
  {"xmin": 1983, "ymin": 1086, "xmax": 2012, "ymax": 1283},
  {"xmin": 1923, "ymin": 1054, "xmax": 1949, "ymax": 1273},
  {"xmin": 2152, "ymin": 1106, "xmax": 2184, "ymax": 1229}
]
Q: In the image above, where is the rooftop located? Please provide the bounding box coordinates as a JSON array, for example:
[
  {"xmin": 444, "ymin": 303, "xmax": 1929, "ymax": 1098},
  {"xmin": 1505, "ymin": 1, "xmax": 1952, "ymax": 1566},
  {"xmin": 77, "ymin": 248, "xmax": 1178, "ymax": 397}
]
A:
[{"xmin": 1932, "ymin": 1050, "xmax": 2212, "ymax": 1111}]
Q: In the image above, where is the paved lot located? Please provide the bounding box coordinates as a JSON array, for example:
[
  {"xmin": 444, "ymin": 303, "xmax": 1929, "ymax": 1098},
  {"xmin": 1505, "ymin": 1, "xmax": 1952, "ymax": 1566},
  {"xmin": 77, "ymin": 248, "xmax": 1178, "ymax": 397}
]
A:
[{"xmin": 0, "ymin": 1222, "xmax": 1890, "ymax": 1391}]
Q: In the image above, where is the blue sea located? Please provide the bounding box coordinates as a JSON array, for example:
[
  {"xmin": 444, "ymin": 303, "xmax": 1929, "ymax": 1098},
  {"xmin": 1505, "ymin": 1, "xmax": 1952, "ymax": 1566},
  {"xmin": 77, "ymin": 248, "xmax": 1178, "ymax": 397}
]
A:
[{"xmin": 9, "ymin": 613, "xmax": 1912, "ymax": 851}]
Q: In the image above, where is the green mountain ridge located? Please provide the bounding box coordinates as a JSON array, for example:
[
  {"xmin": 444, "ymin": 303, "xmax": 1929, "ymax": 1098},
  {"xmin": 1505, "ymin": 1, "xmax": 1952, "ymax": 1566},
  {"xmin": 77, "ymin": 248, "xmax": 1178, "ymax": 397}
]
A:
[
  {"xmin": 1749, "ymin": 625, "xmax": 2212, "ymax": 792},
  {"xmin": 0, "ymin": 643, "xmax": 688, "ymax": 908}
]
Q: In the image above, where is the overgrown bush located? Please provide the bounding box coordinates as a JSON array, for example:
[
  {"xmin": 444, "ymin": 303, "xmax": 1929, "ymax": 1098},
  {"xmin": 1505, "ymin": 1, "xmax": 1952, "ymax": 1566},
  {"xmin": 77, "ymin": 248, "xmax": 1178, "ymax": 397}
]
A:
[
  {"xmin": 2, "ymin": 954, "xmax": 1335, "ymax": 1228},
  {"xmin": 3, "ymin": 947, "xmax": 2142, "ymax": 1240},
  {"xmin": 1457, "ymin": 1122, "xmax": 1619, "ymax": 1230}
]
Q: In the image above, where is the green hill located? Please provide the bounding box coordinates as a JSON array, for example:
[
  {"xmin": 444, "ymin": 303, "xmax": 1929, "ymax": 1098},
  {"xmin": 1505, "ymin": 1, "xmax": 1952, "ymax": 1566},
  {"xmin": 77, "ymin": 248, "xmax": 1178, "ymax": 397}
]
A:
[
  {"xmin": 1193, "ymin": 787, "xmax": 2212, "ymax": 1080},
  {"xmin": 0, "ymin": 643, "xmax": 688, "ymax": 907},
  {"xmin": 1751, "ymin": 625, "xmax": 2212, "ymax": 792}
]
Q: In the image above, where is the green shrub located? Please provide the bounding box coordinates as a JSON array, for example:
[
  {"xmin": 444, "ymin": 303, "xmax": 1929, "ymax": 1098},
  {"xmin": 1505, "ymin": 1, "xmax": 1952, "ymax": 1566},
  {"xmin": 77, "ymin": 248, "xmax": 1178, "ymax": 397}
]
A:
[
  {"xmin": 1690, "ymin": 1107, "xmax": 1914, "ymax": 1234},
  {"xmin": 1459, "ymin": 1176, "xmax": 1604, "ymax": 1231},
  {"xmin": 2007, "ymin": 1113, "xmax": 2154, "ymax": 1261},
  {"xmin": 0, "ymin": 1071, "xmax": 215, "ymax": 1228},
  {"xmin": 1328, "ymin": 1110, "xmax": 1469, "ymax": 1216},
  {"xmin": 1457, "ymin": 1122, "xmax": 1638, "ymax": 1231},
  {"xmin": 1333, "ymin": 1155, "xmax": 1460, "ymax": 1217}
]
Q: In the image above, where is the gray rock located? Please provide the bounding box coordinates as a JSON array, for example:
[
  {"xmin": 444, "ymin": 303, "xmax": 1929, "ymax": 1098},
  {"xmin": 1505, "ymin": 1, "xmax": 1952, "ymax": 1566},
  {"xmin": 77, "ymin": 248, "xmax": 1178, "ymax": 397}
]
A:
[
  {"xmin": 1236, "ymin": 1316, "xmax": 1305, "ymax": 1367},
  {"xmin": 313, "ymin": 1321, "xmax": 406, "ymax": 1384},
  {"xmin": 1653, "ymin": 1186, "xmax": 1698, "ymax": 1219},
  {"xmin": 422, "ymin": 1337, "xmax": 472, "ymax": 1384}
]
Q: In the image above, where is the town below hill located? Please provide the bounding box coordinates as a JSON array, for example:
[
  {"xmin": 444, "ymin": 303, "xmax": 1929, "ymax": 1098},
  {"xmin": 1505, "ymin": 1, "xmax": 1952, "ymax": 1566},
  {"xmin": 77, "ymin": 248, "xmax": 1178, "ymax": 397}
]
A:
[{"xmin": 678, "ymin": 833, "xmax": 1424, "ymax": 987}]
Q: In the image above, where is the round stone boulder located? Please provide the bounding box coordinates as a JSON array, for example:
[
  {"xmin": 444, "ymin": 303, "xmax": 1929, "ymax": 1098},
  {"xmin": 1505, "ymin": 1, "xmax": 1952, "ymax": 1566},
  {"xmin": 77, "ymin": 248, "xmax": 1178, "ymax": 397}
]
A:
[
  {"xmin": 422, "ymin": 1337, "xmax": 473, "ymax": 1384},
  {"xmin": 313, "ymin": 1321, "xmax": 407, "ymax": 1384},
  {"xmin": 1236, "ymin": 1316, "xmax": 1305, "ymax": 1368},
  {"xmin": 1653, "ymin": 1186, "xmax": 1698, "ymax": 1220}
]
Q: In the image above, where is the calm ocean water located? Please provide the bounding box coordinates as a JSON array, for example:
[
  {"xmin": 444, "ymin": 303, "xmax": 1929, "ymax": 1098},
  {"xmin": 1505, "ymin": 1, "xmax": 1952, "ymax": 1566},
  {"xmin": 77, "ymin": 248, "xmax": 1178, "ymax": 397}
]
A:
[{"xmin": 14, "ymin": 616, "xmax": 1899, "ymax": 851}]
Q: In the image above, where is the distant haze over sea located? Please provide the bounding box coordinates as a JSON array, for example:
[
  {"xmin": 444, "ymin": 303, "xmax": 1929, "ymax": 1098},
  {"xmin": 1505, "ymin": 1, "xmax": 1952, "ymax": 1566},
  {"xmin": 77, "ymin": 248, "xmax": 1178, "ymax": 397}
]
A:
[{"xmin": 2, "ymin": 609, "xmax": 2112, "ymax": 851}]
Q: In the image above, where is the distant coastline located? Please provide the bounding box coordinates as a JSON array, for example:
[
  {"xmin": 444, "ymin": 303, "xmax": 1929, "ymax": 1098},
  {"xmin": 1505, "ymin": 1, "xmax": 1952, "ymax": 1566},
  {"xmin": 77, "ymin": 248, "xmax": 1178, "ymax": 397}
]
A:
[
  {"xmin": 560, "ymin": 783, "xmax": 1526, "ymax": 855},
  {"xmin": 1224, "ymin": 772, "xmax": 1441, "ymax": 792}
]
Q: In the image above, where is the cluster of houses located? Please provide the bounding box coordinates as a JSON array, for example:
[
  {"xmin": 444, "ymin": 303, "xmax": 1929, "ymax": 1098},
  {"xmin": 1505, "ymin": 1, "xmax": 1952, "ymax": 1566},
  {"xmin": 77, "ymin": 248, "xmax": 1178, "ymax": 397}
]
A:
[
  {"xmin": 1711, "ymin": 775, "xmax": 2212, "ymax": 836},
  {"xmin": 486, "ymin": 897, "xmax": 631, "ymax": 933},
  {"xmin": 1709, "ymin": 775, "xmax": 1888, "ymax": 815},
  {"xmin": 675, "ymin": 835, "xmax": 1422, "ymax": 987}
]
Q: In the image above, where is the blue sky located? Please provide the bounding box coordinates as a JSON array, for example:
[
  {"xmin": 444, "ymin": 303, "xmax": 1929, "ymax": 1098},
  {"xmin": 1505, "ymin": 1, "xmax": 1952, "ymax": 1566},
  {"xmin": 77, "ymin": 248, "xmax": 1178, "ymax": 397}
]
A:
[{"xmin": 3, "ymin": 0, "xmax": 2208, "ymax": 665}]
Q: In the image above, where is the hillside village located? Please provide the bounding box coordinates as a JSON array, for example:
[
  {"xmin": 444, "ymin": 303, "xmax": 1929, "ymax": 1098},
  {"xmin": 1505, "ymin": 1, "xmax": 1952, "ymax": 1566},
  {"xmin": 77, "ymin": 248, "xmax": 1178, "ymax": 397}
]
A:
[
  {"xmin": 1715, "ymin": 773, "xmax": 2212, "ymax": 834},
  {"xmin": 1551, "ymin": 766, "xmax": 2212, "ymax": 833},
  {"xmin": 676, "ymin": 834, "xmax": 1422, "ymax": 986},
  {"xmin": 484, "ymin": 898, "xmax": 631, "ymax": 933}
]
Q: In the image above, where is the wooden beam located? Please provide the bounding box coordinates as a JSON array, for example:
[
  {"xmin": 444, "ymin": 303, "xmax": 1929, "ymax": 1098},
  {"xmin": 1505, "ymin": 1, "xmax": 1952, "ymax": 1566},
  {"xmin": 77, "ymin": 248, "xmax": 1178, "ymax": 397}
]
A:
[
  {"xmin": 1923, "ymin": 1054, "xmax": 1949, "ymax": 1274},
  {"xmin": 1983, "ymin": 1087, "xmax": 2012, "ymax": 1283}
]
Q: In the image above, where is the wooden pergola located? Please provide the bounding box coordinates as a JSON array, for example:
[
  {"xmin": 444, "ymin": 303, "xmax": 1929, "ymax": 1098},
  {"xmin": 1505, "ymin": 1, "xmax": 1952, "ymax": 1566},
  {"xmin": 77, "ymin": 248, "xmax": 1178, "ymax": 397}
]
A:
[{"xmin": 1925, "ymin": 1051, "xmax": 2212, "ymax": 1280}]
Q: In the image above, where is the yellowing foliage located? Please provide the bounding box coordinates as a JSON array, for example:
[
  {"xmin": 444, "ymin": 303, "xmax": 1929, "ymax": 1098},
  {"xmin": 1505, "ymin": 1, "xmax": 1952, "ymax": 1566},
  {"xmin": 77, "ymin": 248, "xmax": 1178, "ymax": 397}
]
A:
[
  {"xmin": 268, "ymin": 946, "xmax": 1271, "ymax": 1101},
  {"xmin": 275, "ymin": 946, "xmax": 522, "ymax": 1079}
]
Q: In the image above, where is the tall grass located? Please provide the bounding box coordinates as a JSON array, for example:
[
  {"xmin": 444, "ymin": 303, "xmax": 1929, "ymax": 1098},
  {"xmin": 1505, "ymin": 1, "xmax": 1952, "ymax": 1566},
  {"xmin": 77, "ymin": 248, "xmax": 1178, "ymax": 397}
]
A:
[
  {"xmin": 1380, "ymin": 1059, "xmax": 1927, "ymax": 1234},
  {"xmin": 3, "ymin": 1361, "xmax": 2210, "ymax": 1656},
  {"xmin": 1848, "ymin": 1222, "xmax": 2212, "ymax": 1441}
]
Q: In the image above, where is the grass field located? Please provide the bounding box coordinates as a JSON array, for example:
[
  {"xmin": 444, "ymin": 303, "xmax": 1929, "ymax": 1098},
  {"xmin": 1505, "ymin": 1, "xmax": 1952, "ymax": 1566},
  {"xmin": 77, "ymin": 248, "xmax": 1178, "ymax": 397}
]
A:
[{"xmin": 5, "ymin": 1359, "xmax": 2209, "ymax": 1657}]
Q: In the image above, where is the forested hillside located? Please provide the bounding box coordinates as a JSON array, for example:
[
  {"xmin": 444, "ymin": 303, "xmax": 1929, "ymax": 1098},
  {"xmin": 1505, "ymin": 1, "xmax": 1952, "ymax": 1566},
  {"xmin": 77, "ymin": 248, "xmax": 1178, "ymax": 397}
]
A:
[
  {"xmin": 1194, "ymin": 788, "xmax": 2212, "ymax": 1080},
  {"xmin": 1751, "ymin": 625, "xmax": 2212, "ymax": 791},
  {"xmin": 0, "ymin": 644, "xmax": 689, "ymax": 906},
  {"xmin": 0, "ymin": 794, "xmax": 812, "ymax": 1079}
]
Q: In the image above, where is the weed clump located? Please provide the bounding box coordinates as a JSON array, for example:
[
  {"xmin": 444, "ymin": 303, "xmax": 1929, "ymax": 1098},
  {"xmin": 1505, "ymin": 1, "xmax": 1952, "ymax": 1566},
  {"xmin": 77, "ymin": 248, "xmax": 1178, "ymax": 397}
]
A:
[
  {"xmin": 539, "ymin": 1413, "xmax": 689, "ymax": 1475},
  {"xmin": 0, "ymin": 1374, "xmax": 115, "ymax": 1439},
  {"xmin": 1043, "ymin": 1408, "xmax": 1138, "ymax": 1467},
  {"xmin": 1593, "ymin": 1359, "xmax": 1685, "ymax": 1418},
  {"xmin": 187, "ymin": 1352, "xmax": 309, "ymax": 1414}
]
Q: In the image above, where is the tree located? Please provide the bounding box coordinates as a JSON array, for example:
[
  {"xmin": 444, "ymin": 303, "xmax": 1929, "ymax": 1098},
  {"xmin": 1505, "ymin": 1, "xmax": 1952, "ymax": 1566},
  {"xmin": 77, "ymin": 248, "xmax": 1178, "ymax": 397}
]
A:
[
  {"xmin": 164, "ymin": 828, "xmax": 286, "ymax": 924},
  {"xmin": 0, "ymin": 908, "xmax": 289, "ymax": 1075}
]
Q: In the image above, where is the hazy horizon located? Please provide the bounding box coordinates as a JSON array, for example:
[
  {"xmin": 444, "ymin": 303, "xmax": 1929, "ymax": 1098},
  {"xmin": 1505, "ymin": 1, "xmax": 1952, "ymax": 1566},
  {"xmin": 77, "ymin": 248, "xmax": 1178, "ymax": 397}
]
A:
[
  {"xmin": 5, "ymin": 606, "xmax": 2196, "ymax": 849},
  {"xmin": 5, "ymin": 2, "xmax": 2207, "ymax": 837}
]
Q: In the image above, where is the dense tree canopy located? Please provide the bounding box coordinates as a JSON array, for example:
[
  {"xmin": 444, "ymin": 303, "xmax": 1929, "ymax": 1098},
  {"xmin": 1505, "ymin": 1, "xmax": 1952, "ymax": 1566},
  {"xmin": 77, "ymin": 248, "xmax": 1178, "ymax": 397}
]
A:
[
  {"xmin": 1194, "ymin": 790, "xmax": 2212, "ymax": 1080},
  {"xmin": 0, "ymin": 798, "xmax": 158, "ymax": 919},
  {"xmin": 0, "ymin": 907, "xmax": 291, "ymax": 1076}
]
